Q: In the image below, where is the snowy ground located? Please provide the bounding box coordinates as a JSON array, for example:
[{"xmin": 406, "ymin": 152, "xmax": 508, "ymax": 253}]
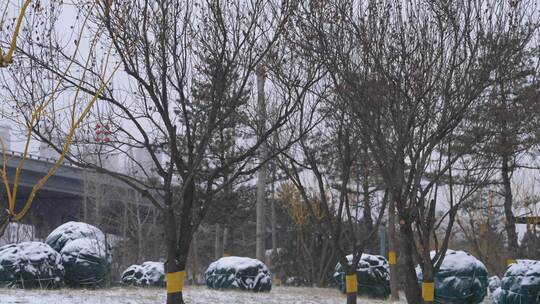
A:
[
  {"xmin": 0, "ymin": 286, "xmax": 492, "ymax": 303},
  {"xmin": 0, "ymin": 286, "xmax": 380, "ymax": 304}
]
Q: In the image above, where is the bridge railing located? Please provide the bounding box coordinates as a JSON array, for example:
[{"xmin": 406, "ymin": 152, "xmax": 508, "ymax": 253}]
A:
[{"xmin": 1, "ymin": 149, "xmax": 79, "ymax": 168}]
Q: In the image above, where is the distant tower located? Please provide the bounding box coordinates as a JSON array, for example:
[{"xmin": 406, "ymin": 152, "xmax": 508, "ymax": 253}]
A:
[{"xmin": 0, "ymin": 124, "xmax": 11, "ymax": 151}]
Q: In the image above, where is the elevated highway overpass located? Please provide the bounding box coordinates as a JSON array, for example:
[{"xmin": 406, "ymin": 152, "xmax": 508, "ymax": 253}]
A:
[{"xmin": 0, "ymin": 150, "xmax": 149, "ymax": 238}]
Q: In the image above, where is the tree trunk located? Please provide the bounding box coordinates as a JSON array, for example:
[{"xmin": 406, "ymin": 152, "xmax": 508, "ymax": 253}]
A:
[
  {"xmin": 137, "ymin": 206, "xmax": 143, "ymax": 261},
  {"xmin": 270, "ymin": 168, "xmax": 279, "ymax": 283},
  {"xmin": 388, "ymin": 198, "xmax": 400, "ymax": 301},
  {"xmin": 271, "ymin": 170, "xmax": 277, "ymax": 251},
  {"xmin": 421, "ymin": 257, "xmax": 435, "ymax": 304},
  {"xmin": 223, "ymin": 226, "xmax": 230, "ymax": 256},
  {"xmin": 499, "ymin": 94, "xmax": 519, "ymax": 263},
  {"xmin": 214, "ymin": 224, "xmax": 222, "ymax": 259},
  {"xmin": 122, "ymin": 198, "xmax": 128, "ymax": 240},
  {"xmin": 165, "ymin": 180, "xmax": 195, "ymax": 304},
  {"xmin": 164, "ymin": 209, "xmax": 184, "ymax": 304},
  {"xmin": 255, "ymin": 65, "xmax": 267, "ymax": 261},
  {"xmin": 400, "ymin": 221, "xmax": 422, "ymax": 304},
  {"xmin": 191, "ymin": 234, "xmax": 199, "ymax": 284},
  {"xmin": 362, "ymin": 155, "xmax": 373, "ymax": 233},
  {"xmin": 0, "ymin": 208, "xmax": 9, "ymax": 238},
  {"xmin": 502, "ymin": 154, "xmax": 519, "ymax": 261},
  {"xmin": 346, "ymin": 292, "xmax": 357, "ymax": 304},
  {"xmin": 345, "ymin": 269, "xmax": 357, "ymax": 304}
]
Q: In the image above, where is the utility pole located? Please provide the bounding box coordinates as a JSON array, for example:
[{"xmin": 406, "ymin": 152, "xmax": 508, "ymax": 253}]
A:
[{"xmin": 255, "ymin": 65, "xmax": 268, "ymax": 262}]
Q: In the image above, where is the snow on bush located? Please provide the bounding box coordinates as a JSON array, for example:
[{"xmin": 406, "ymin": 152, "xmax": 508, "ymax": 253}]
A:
[
  {"xmin": 121, "ymin": 261, "xmax": 165, "ymax": 287},
  {"xmin": 205, "ymin": 256, "xmax": 272, "ymax": 292},
  {"xmin": 284, "ymin": 276, "xmax": 308, "ymax": 287},
  {"xmin": 493, "ymin": 259, "xmax": 540, "ymax": 304},
  {"xmin": 488, "ymin": 276, "xmax": 501, "ymax": 293},
  {"xmin": 0, "ymin": 241, "xmax": 64, "ymax": 288},
  {"xmin": 60, "ymin": 238, "xmax": 110, "ymax": 286},
  {"xmin": 416, "ymin": 250, "xmax": 488, "ymax": 304},
  {"xmin": 334, "ymin": 254, "xmax": 390, "ymax": 298},
  {"xmin": 45, "ymin": 222, "xmax": 111, "ymax": 287},
  {"xmin": 45, "ymin": 222, "xmax": 109, "ymax": 255}
]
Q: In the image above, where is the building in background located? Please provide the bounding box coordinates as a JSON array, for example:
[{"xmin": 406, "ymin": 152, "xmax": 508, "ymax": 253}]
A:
[{"xmin": 0, "ymin": 124, "xmax": 11, "ymax": 151}]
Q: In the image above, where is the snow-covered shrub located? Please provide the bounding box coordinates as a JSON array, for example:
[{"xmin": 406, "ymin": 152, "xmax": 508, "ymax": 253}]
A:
[
  {"xmin": 121, "ymin": 261, "xmax": 165, "ymax": 287},
  {"xmin": 0, "ymin": 241, "xmax": 64, "ymax": 288},
  {"xmin": 45, "ymin": 222, "xmax": 109, "ymax": 254},
  {"xmin": 416, "ymin": 250, "xmax": 488, "ymax": 304},
  {"xmin": 493, "ymin": 259, "xmax": 540, "ymax": 304},
  {"xmin": 333, "ymin": 254, "xmax": 390, "ymax": 299},
  {"xmin": 283, "ymin": 276, "xmax": 308, "ymax": 287},
  {"xmin": 205, "ymin": 256, "xmax": 272, "ymax": 292},
  {"xmin": 489, "ymin": 276, "xmax": 501, "ymax": 293},
  {"xmin": 45, "ymin": 222, "xmax": 111, "ymax": 286}
]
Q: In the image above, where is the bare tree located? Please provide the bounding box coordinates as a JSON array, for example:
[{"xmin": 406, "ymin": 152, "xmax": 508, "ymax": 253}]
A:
[
  {"xmin": 294, "ymin": 1, "xmax": 539, "ymax": 303},
  {"xmin": 270, "ymin": 48, "xmax": 388, "ymax": 302},
  {"xmin": 0, "ymin": 1, "xmax": 118, "ymax": 238},
  {"xmin": 277, "ymin": 102, "xmax": 389, "ymax": 304},
  {"xmin": 473, "ymin": 29, "xmax": 540, "ymax": 264},
  {"xmin": 10, "ymin": 1, "xmax": 300, "ymax": 303}
]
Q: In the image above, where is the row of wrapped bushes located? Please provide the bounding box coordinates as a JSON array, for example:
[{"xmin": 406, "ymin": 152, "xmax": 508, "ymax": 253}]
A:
[
  {"xmin": 120, "ymin": 256, "xmax": 273, "ymax": 292},
  {"xmin": 333, "ymin": 250, "xmax": 539, "ymax": 303},
  {"xmin": 333, "ymin": 250, "xmax": 488, "ymax": 302},
  {"xmin": 0, "ymin": 222, "xmax": 111, "ymax": 288},
  {"xmin": 200, "ymin": 249, "xmax": 491, "ymax": 300},
  {"xmin": 2, "ymin": 222, "xmax": 538, "ymax": 303},
  {"xmin": 120, "ymin": 250, "xmax": 499, "ymax": 302},
  {"xmin": 52, "ymin": 240, "xmax": 540, "ymax": 304},
  {"xmin": 0, "ymin": 222, "xmax": 274, "ymax": 292}
]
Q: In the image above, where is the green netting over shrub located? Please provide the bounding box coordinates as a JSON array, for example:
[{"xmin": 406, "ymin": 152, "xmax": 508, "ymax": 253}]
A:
[
  {"xmin": 205, "ymin": 256, "xmax": 272, "ymax": 292},
  {"xmin": 333, "ymin": 254, "xmax": 390, "ymax": 298},
  {"xmin": 493, "ymin": 259, "xmax": 540, "ymax": 304},
  {"xmin": 45, "ymin": 222, "xmax": 111, "ymax": 287},
  {"xmin": 121, "ymin": 261, "xmax": 165, "ymax": 287},
  {"xmin": 489, "ymin": 276, "xmax": 501, "ymax": 293},
  {"xmin": 60, "ymin": 238, "xmax": 109, "ymax": 286},
  {"xmin": 0, "ymin": 241, "xmax": 64, "ymax": 288},
  {"xmin": 416, "ymin": 250, "xmax": 488, "ymax": 304}
]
